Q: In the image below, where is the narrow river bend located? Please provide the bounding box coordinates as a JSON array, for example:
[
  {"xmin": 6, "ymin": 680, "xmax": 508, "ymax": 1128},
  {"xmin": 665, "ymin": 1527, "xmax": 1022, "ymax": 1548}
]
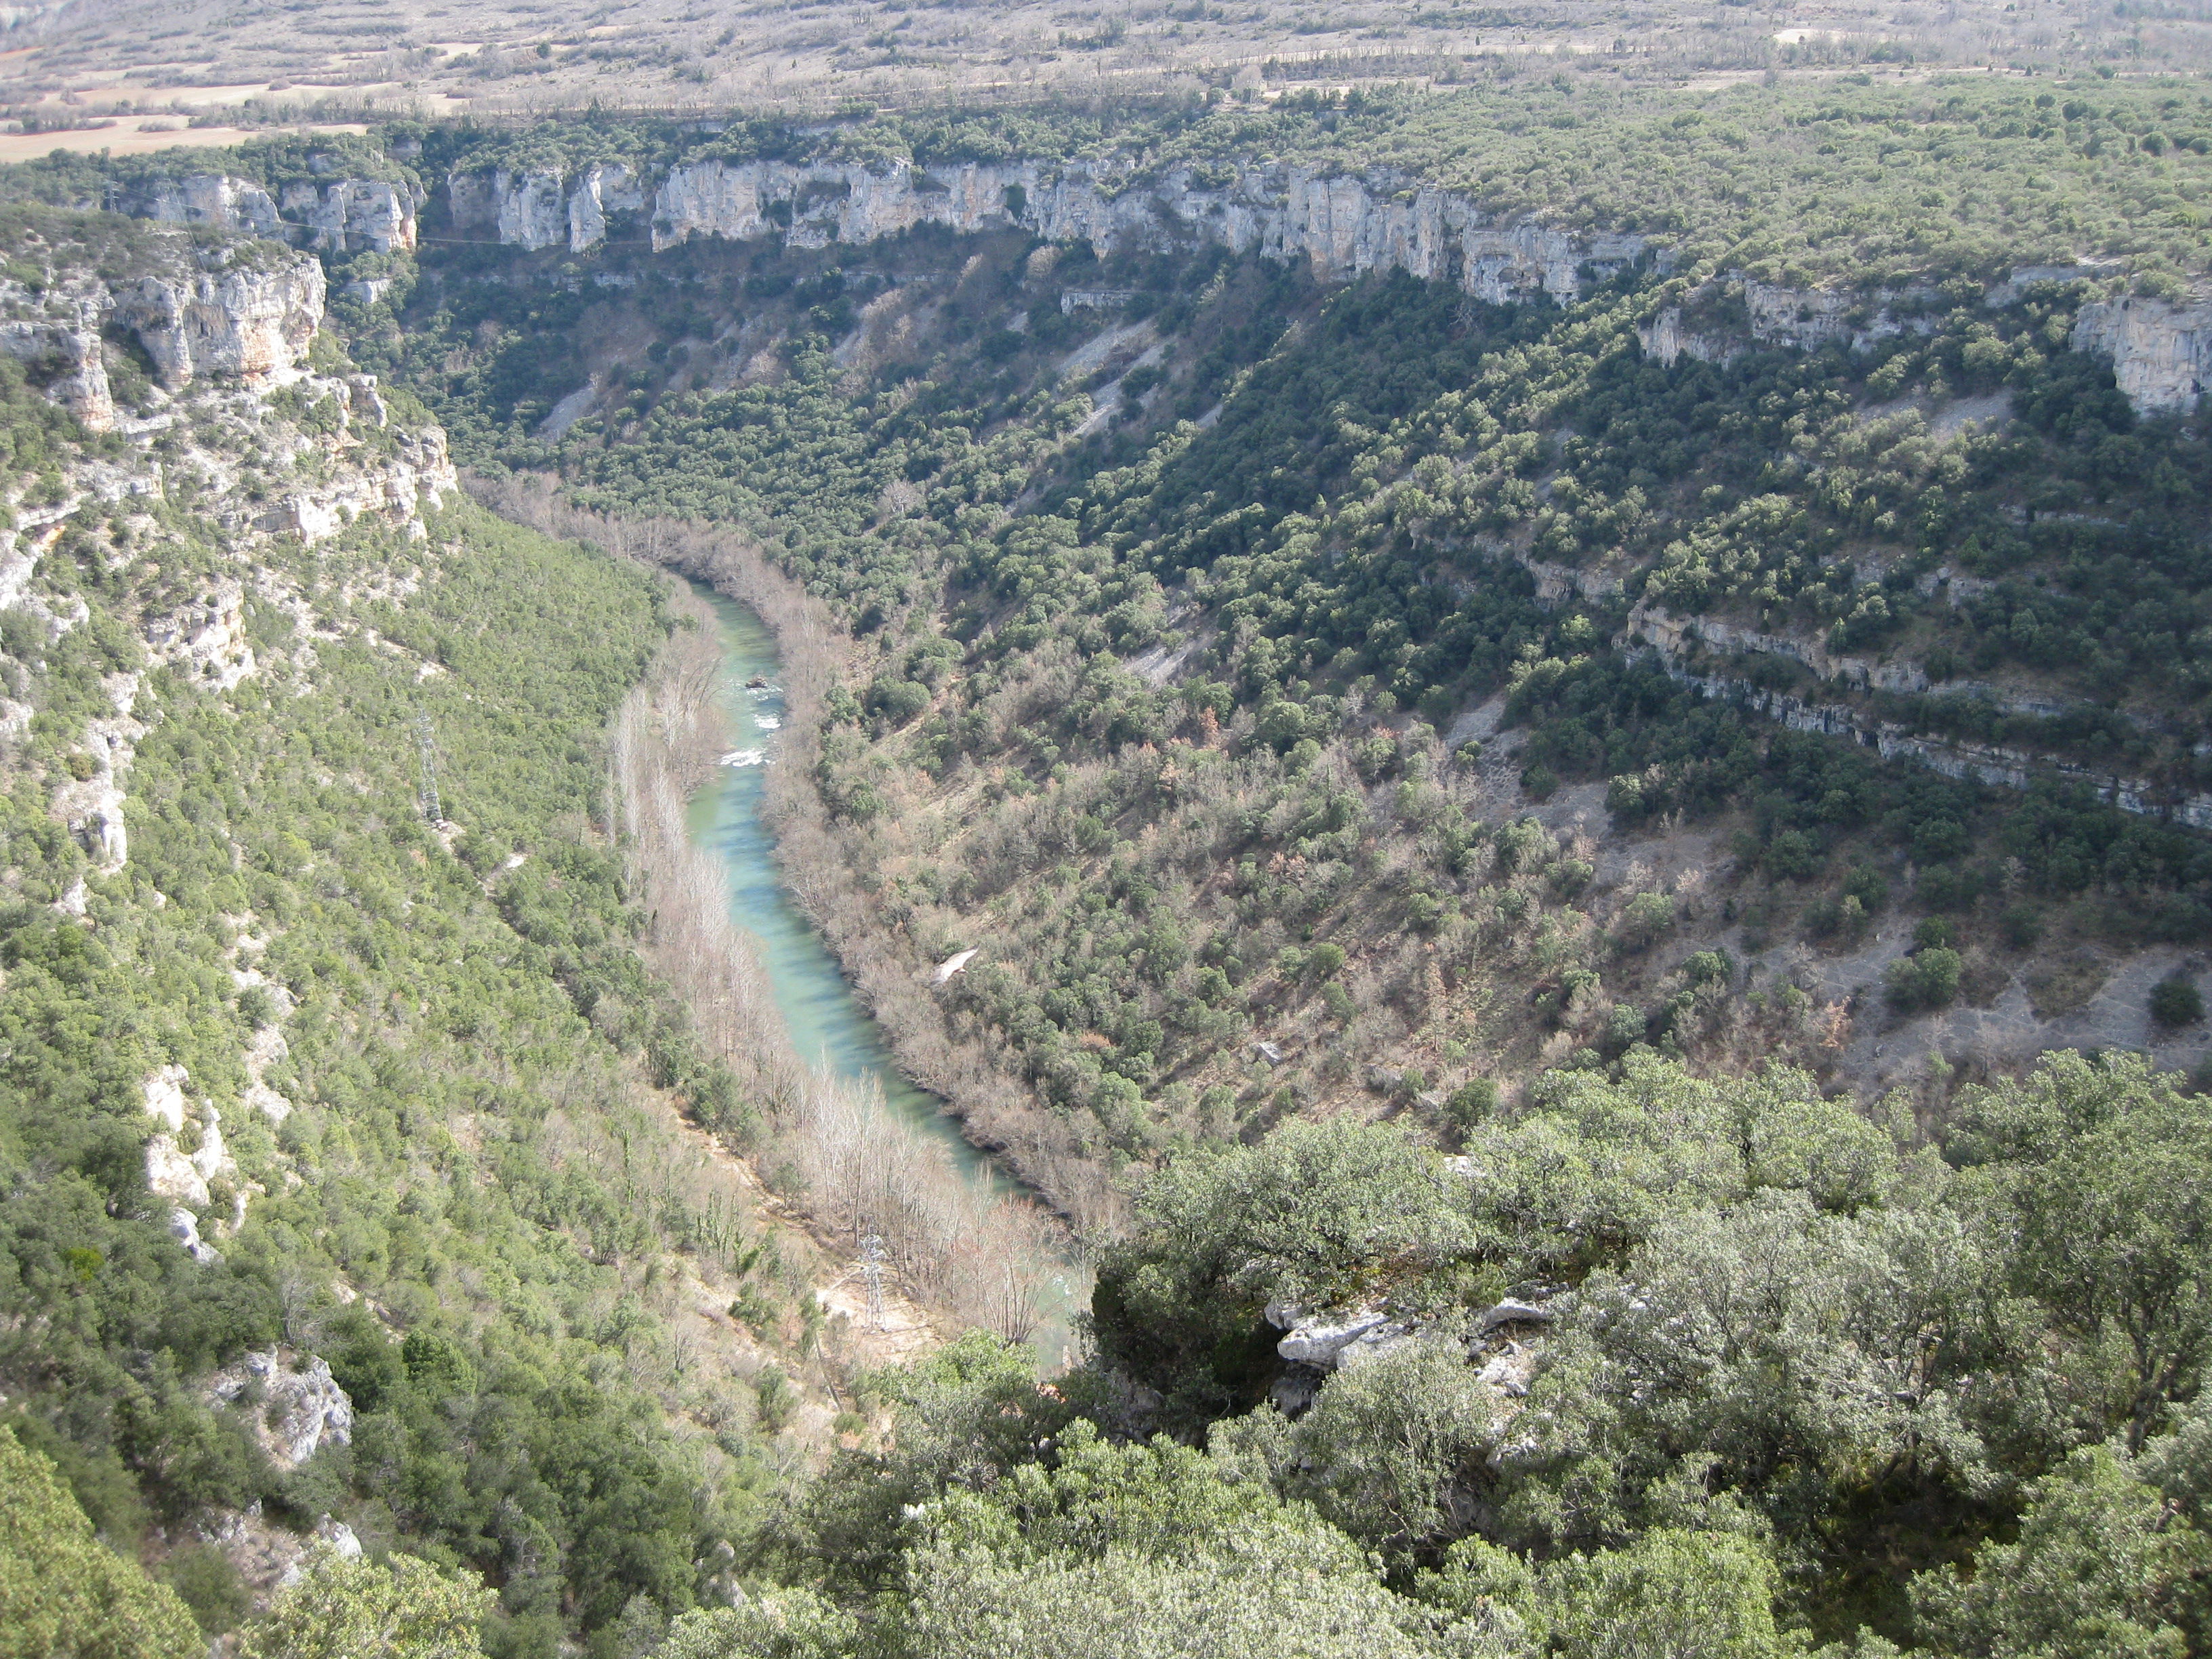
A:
[{"xmin": 682, "ymin": 583, "xmax": 1082, "ymax": 1365}]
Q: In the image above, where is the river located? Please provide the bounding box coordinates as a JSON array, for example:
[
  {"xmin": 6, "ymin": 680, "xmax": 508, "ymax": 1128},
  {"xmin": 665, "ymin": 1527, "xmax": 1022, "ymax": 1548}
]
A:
[{"xmin": 682, "ymin": 583, "xmax": 1084, "ymax": 1367}]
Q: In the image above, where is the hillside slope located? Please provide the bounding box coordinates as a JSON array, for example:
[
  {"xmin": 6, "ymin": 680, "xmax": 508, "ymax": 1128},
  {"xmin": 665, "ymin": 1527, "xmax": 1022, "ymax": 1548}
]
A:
[{"xmin": 0, "ymin": 207, "xmax": 844, "ymax": 1654}]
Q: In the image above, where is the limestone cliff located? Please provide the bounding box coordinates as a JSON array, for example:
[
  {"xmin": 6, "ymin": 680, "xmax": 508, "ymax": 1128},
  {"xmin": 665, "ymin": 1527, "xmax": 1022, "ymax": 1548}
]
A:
[
  {"xmin": 119, "ymin": 172, "xmax": 418, "ymax": 255},
  {"xmin": 277, "ymin": 178, "xmax": 419, "ymax": 255},
  {"xmin": 126, "ymin": 172, "xmax": 284, "ymax": 240},
  {"xmin": 109, "ymin": 247, "xmax": 325, "ymax": 388},
  {"xmin": 441, "ymin": 151, "xmax": 1647, "ymax": 302},
  {"xmin": 0, "ymin": 298, "xmax": 115, "ymax": 430},
  {"xmin": 2071, "ymin": 293, "xmax": 2212, "ymax": 414},
  {"xmin": 644, "ymin": 156, "xmax": 1652, "ymax": 304}
]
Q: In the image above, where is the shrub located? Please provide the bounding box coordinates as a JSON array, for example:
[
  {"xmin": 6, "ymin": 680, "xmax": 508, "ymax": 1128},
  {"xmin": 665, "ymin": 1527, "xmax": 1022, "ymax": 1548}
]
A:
[
  {"xmin": 2151, "ymin": 976, "xmax": 2205, "ymax": 1029},
  {"xmin": 1444, "ymin": 1079, "xmax": 1498, "ymax": 1138},
  {"xmin": 1615, "ymin": 892, "xmax": 1676, "ymax": 949},
  {"xmin": 1886, "ymin": 947, "xmax": 1962, "ymax": 1011}
]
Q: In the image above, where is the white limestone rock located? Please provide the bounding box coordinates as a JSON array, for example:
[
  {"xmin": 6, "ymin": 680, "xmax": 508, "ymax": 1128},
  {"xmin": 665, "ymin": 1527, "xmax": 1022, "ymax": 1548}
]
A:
[
  {"xmin": 1275, "ymin": 1307, "xmax": 1393, "ymax": 1368},
  {"xmin": 1476, "ymin": 1298, "xmax": 1558, "ymax": 1334},
  {"xmin": 1330, "ymin": 1322, "xmax": 1414, "ymax": 1370},
  {"xmin": 638, "ymin": 155, "xmax": 1647, "ymax": 308},
  {"xmin": 0, "ymin": 304, "xmax": 116, "ymax": 430},
  {"xmin": 2073, "ymin": 293, "xmax": 2212, "ymax": 415},
  {"xmin": 569, "ymin": 162, "xmax": 646, "ymax": 252},
  {"xmin": 129, "ymin": 173, "xmax": 284, "ymax": 239},
  {"xmin": 209, "ymin": 1350, "xmax": 356, "ymax": 1467},
  {"xmin": 110, "ymin": 252, "xmax": 325, "ymax": 388},
  {"xmin": 1475, "ymin": 1342, "xmax": 1539, "ymax": 1399},
  {"xmin": 146, "ymin": 1132, "xmax": 211, "ymax": 1208},
  {"xmin": 170, "ymin": 1206, "xmax": 220, "ymax": 1265},
  {"xmin": 496, "ymin": 169, "xmax": 571, "ymax": 252},
  {"xmin": 281, "ymin": 179, "xmax": 418, "ymax": 255}
]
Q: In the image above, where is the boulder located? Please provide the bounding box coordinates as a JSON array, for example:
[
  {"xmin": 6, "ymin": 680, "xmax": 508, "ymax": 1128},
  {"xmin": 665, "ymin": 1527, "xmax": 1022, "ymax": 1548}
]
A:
[
  {"xmin": 1330, "ymin": 1322, "xmax": 1414, "ymax": 1370},
  {"xmin": 1276, "ymin": 1308, "xmax": 1392, "ymax": 1368},
  {"xmin": 1475, "ymin": 1341, "xmax": 1538, "ymax": 1399},
  {"xmin": 1476, "ymin": 1298, "xmax": 1556, "ymax": 1334},
  {"xmin": 209, "ymin": 1350, "xmax": 355, "ymax": 1467}
]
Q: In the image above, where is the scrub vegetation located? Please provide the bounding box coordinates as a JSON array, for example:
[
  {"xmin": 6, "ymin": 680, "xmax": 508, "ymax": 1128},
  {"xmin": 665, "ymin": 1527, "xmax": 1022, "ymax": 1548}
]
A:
[{"xmin": 10, "ymin": 64, "xmax": 2212, "ymax": 1659}]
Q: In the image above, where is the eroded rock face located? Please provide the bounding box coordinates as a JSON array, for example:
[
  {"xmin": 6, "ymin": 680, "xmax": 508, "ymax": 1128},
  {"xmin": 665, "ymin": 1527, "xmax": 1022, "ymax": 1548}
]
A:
[
  {"xmin": 2072, "ymin": 294, "xmax": 2212, "ymax": 414},
  {"xmin": 0, "ymin": 310, "xmax": 114, "ymax": 430},
  {"xmin": 643, "ymin": 156, "xmax": 1652, "ymax": 304},
  {"xmin": 209, "ymin": 1350, "xmax": 356, "ymax": 1467},
  {"xmin": 280, "ymin": 179, "xmax": 418, "ymax": 255},
  {"xmin": 127, "ymin": 173, "xmax": 284, "ymax": 240},
  {"xmin": 497, "ymin": 169, "xmax": 571, "ymax": 252},
  {"xmin": 110, "ymin": 252, "xmax": 325, "ymax": 388},
  {"xmin": 568, "ymin": 162, "xmax": 646, "ymax": 252}
]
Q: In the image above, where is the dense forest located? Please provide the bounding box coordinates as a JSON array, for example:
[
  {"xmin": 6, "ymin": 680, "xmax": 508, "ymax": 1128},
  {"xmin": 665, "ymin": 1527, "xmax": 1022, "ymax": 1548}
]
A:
[{"xmin": 8, "ymin": 66, "xmax": 2212, "ymax": 1659}]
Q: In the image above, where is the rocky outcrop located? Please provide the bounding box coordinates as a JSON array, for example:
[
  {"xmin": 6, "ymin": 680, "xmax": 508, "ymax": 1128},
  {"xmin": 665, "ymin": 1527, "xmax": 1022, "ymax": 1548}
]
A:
[
  {"xmin": 0, "ymin": 306, "xmax": 114, "ymax": 430},
  {"xmin": 117, "ymin": 171, "xmax": 417, "ymax": 254},
  {"xmin": 124, "ymin": 173, "xmax": 283, "ymax": 240},
  {"xmin": 1635, "ymin": 306, "xmax": 1734, "ymax": 369},
  {"xmin": 2072, "ymin": 294, "xmax": 2212, "ymax": 414},
  {"xmin": 1625, "ymin": 631, "xmax": 2212, "ymax": 833},
  {"xmin": 642, "ymin": 156, "xmax": 1652, "ymax": 304},
  {"xmin": 497, "ymin": 169, "xmax": 570, "ymax": 252},
  {"xmin": 215, "ymin": 376, "xmax": 455, "ymax": 544},
  {"xmin": 144, "ymin": 575, "xmax": 258, "ymax": 684},
  {"xmin": 1269, "ymin": 1303, "xmax": 1393, "ymax": 1368},
  {"xmin": 209, "ymin": 1350, "xmax": 355, "ymax": 1467},
  {"xmin": 568, "ymin": 162, "xmax": 645, "ymax": 252},
  {"xmin": 110, "ymin": 251, "xmax": 324, "ymax": 388},
  {"xmin": 279, "ymin": 179, "xmax": 417, "ymax": 255},
  {"xmin": 1639, "ymin": 277, "xmax": 1938, "ymax": 369},
  {"xmin": 1631, "ymin": 602, "xmax": 1933, "ymax": 697}
]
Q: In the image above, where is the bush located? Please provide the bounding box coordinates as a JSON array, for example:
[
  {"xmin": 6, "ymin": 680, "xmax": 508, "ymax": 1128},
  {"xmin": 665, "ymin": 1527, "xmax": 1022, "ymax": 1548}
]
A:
[
  {"xmin": 1614, "ymin": 892, "xmax": 1676, "ymax": 949},
  {"xmin": 1886, "ymin": 946, "xmax": 1962, "ymax": 1011},
  {"xmin": 1443, "ymin": 1079, "xmax": 1498, "ymax": 1139},
  {"xmin": 2151, "ymin": 976, "xmax": 2205, "ymax": 1029}
]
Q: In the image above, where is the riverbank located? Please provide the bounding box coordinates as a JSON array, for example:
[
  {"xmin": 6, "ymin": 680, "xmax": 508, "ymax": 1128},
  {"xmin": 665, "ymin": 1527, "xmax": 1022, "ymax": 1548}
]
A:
[
  {"xmin": 472, "ymin": 473, "xmax": 1124, "ymax": 1240},
  {"xmin": 477, "ymin": 475, "xmax": 1082, "ymax": 1364}
]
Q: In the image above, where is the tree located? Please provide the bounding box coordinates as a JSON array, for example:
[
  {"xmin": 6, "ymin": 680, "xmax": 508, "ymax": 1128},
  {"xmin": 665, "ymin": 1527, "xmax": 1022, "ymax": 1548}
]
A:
[
  {"xmin": 238, "ymin": 1548, "xmax": 495, "ymax": 1659},
  {"xmin": 1290, "ymin": 1336, "xmax": 1504, "ymax": 1547},
  {"xmin": 1091, "ymin": 1118, "xmax": 1475, "ymax": 1402},
  {"xmin": 1541, "ymin": 1530, "xmax": 1799, "ymax": 1659},
  {"xmin": 0, "ymin": 1425, "xmax": 202, "ymax": 1659},
  {"xmin": 1911, "ymin": 1445, "xmax": 2207, "ymax": 1659},
  {"xmin": 1949, "ymin": 1052, "xmax": 2212, "ymax": 1445},
  {"xmin": 889, "ymin": 1422, "xmax": 1473, "ymax": 1659},
  {"xmin": 658, "ymin": 1594, "xmax": 860, "ymax": 1659},
  {"xmin": 775, "ymin": 1332, "xmax": 1067, "ymax": 1594}
]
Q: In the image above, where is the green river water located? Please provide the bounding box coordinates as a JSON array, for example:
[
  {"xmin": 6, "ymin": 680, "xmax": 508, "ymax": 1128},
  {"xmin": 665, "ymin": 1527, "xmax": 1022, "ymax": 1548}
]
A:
[{"xmin": 683, "ymin": 583, "xmax": 1082, "ymax": 1367}]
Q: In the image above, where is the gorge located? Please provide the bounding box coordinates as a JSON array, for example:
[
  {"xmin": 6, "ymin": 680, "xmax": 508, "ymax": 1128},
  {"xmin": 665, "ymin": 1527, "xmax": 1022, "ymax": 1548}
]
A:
[{"xmin": 6, "ymin": 69, "xmax": 2212, "ymax": 1659}]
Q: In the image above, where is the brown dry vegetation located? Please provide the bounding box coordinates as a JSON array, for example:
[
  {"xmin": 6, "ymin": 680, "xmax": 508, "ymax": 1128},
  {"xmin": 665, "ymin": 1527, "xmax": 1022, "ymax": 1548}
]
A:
[
  {"xmin": 477, "ymin": 477, "xmax": 1876, "ymax": 1232},
  {"xmin": 543, "ymin": 480, "xmax": 1069, "ymax": 1335},
  {"xmin": 2, "ymin": 0, "xmax": 2207, "ymax": 134}
]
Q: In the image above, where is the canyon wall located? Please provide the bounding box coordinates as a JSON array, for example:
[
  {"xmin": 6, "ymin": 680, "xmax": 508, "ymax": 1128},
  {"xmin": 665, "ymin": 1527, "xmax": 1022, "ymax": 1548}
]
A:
[
  {"xmin": 102, "ymin": 157, "xmax": 2207, "ymax": 417},
  {"xmin": 2071, "ymin": 293, "xmax": 2212, "ymax": 414},
  {"xmin": 441, "ymin": 153, "xmax": 1651, "ymax": 304},
  {"xmin": 108, "ymin": 250, "xmax": 326, "ymax": 388},
  {"xmin": 125, "ymin": 172, "xmax": 418, "ymax": 255}
]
